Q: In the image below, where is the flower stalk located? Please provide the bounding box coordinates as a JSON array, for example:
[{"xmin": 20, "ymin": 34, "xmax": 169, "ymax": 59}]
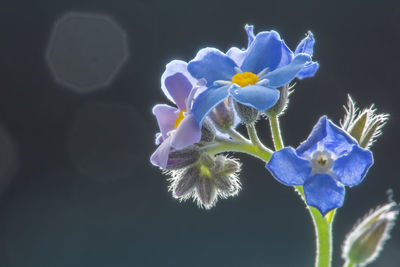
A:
[{"xmin": 270, "ymin": 115, "xmax": 334, "ymax": 267}]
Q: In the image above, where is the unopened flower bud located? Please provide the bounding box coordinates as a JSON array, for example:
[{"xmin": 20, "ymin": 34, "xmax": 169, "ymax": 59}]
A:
[
  {"xmin": 234, "ymin": 101, "xmax": 258, "ymax": 124},
  {"xmin": 209, "ymin": 98, "xmax": 235, "ymax": 132},
  {"xmin": 197, "ymin": 175, "xmax": 217, "ymax": 208},
  {"xmin": 342, "ymin": 201, "xmax": 399, "ymax": 267},
  {"xmin": 341, "ymin": 95, "xmax": 389, "ymax": 149},
  {"xmin": 173, "ymin": 167, "xmax": 199, "ymax": 197},
  {"xmin": 267, "ymin": 84, "xmax": 293, "ymax": 116},
  {"xmin": 167, "ymin": 154, "xmax": 242, "ymax": 209},
  {"xmin": 165, "ymin": 145, "xmax": 200, "ymax": 170},
  {"xmin": 200, "ymin": 118, "xmax": 216, "ymax": 143}
]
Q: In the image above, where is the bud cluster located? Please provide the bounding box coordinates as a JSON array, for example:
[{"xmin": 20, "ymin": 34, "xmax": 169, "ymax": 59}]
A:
[{"xmin": 167, "ymin": 154, "xmax": 242, "ymax": 209}]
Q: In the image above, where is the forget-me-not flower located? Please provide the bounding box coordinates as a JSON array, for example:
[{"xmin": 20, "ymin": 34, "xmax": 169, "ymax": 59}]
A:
[
  {"xmin": 266, "ymin": 116, "xmax": 373, "ymax": 215},
  {"xmin": 150, "ymin": 60, "xmax": 202, "ymax": 169},
  {"xmin": 189, "ymin": 25, "xmax": 319, "ymax": 125}
]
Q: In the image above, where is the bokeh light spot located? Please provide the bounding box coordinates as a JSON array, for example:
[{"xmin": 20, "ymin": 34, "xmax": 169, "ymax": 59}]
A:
[{"xmin": 46, "ymin": 12, "xmax": 129, "ymax": 93}]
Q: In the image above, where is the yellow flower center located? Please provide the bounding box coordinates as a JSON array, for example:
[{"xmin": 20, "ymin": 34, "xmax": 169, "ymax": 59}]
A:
[
  {"xmin": 174, "ymin": 109, "xmax": 186, "ymax": 129},
  {"xmin": 232, "ymin": 72, "xmax": 258, "ymax": 87}
]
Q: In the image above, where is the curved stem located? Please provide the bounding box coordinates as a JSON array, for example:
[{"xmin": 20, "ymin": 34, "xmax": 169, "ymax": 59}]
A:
[
  {"xmin": 343, "ymin": 261, "xmax": 356, "ymax": 267},
  {"xmin": 201, "ymin": 139, "xmax": 272, "ymax": 162},
  {"xmin": 227, "ymin": 127, "xmax": 249, "ymax": 142},
  {"xmin": 269, "ymin": 114, "xmax": 284, "ymax": 150},
  {"xmin": 246, "ymin": 123, "xmax": 274, "ymax": 155},
  {"xmin": 295, "ymin": 187, "xmax": 334, "ymax": 267}
]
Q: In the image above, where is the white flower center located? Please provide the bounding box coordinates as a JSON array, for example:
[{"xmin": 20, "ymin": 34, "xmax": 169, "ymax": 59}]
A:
[{"xmin": 310, "ymin": 150, "xmax": 334, "ymax": 175}]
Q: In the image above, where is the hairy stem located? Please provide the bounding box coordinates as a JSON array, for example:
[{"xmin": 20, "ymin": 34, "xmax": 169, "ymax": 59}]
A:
[
  {"xmin": 295, "ymin": 186, "xmax": 335, "ymax": 267},
  {"xmin": 201, "ymin": 139, "xmax": 272, "ymax": 162},
  {"xmin": 246, "ymin": 123, "xmax": 274, "ymax": 155},
  {"xmin": 227, "ymin": 127, "xmax": 249, "ymax": 142},
  {"xmin": 269, "ymin": 114, "xmax": 284, "ymax": 150},
  {"xmin": 343, "ymin": 261, "xmax": 356, "ymax": 267}
]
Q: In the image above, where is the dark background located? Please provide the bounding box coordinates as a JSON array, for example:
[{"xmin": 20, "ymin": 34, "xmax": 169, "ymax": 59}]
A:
[{"xmin": 0, "ymin": 0, "xmax": 399, "ymax": 266}]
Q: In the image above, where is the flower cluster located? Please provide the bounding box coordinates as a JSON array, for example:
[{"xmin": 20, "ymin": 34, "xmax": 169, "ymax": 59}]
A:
[
  {"xmin": 150, "ymin": 24, "xmax": 387, "ymax": 216},
  {"xmin": 149, "ymin": 23, "xmax": 396, "ymax": 267},
  {"xmin": 151, "ymin": 25, "xmax": 320, "ymax": 209}
]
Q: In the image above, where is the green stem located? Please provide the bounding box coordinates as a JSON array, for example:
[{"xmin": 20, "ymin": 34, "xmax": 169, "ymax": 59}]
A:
[
  {"xmin": 246, "ymin": 123, "xmax": 274, "ymax": 155},
  {"xmin": 295, "ymin": 186, "xmax": 334, "ymax": 267},
  {"xmin": 227, "ymin": 127, "xmax": 249, "ymax": 142},
  {"xmin": 343, "ymin": 261, "xmax": 356, "ymax": 267},
  {"xmin": 201, "ymin": 139, "xmax": 272, "ymax": 162},
  {"xmin": 269, "ymin": 114, "xmax": 284, "ymax": 150}
]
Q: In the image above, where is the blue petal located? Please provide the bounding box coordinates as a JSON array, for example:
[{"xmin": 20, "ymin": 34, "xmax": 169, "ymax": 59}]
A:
[
  {"xmin": 192, "ymin": 84, "xmax": 231, "ymax": 125},
  {"xmin": 296, "ymin": 116, "xmax": 357, "ymax": 158},
  {"xmin": 303, "ymin": 174, "xmax": 345, "ymax": 216},
  {"xmin": 241, "ymin": 31, "xmax": 283, "ymax": 74},
  {"xmin": 333, "ymin": 145, "xmax": 373, "ymax": 187},
  {"xmin": 266, "ymin": 147, "xmax": 311, "ymax": 186},
  {"xmin": 245, "ymin": 24, "xmax": 255, "ymax": 46},
  {"xmin": 187, "ymin": 48, "xmax": 237, "ymax": 86},
  {"xmin": 229, "ymin": 84, "xmax": 280, "ymax": 111},
  {"xmin": 297, "ymin": 61, "xmax": 319, "ymax": 79},
  {"xmin": 295, "ymin": 31, "xmax": 315, "ymax": 56},
  {"xmin": 226, "ymin": 47, "xmax": 247, "ymax": 67},
  {"xmin": 262, "ymin": 53, "xmax": 312, "ymax": 88},
  {"xmin": 277, "ymin": 41, "xmax": 294, "ymax": 68}
]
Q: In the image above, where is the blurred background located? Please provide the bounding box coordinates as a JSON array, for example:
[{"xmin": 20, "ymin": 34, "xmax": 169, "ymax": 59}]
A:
[{"xmin": 0, "ymin": 0, "xmax": 399, "ymax": 266}]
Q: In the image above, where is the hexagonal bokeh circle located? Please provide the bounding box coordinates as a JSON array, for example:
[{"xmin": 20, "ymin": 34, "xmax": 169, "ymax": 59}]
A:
[{"xmin": 46, "ymin": 12, "xmax": 129, "ymax": 93}]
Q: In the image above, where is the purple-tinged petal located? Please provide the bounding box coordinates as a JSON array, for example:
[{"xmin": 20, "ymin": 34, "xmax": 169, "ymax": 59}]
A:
[
  {"xmin": 297, "ymin": 61, "xmax": 319, "ymax": 79},
  {"xmin": 164, "ymin": 73, "xmax": 192, "ymax": 110},
  {"xmin": 245, "ymin": 24, "xmax": 255, "ymax": 46},
  {"xmin": 241, "ymin": 31, "xmax": 283, "ymax": 73},
  {"xmin": 333, "ymin": 145, "xmax": 373, "ymax": 187},
  {"xmin": 150, "ymin": 136, "xmax": 172, "ymax": 168},
  {"xmin": 296, "ymin": 116, "xmax": 357, "ymax": 158},
  {"xmin": 303, "ymin": 174, "xmax": 345, "ymax": 216},
  {"xmin": 226, "ymin": 47, "xmax": 247, "ymax": 67},
  {"xmin": 161, "ymin": 60, "xmax": 197, "ymax": 103},
  {"xmin": 171, "ymin": 114, "xmax": 201, "ymax": 149},
  {"xmin": 295, "ymin": 31, "xmax": 315, "ymax": 56},
  {"xmin": 229, "ymin": 84, "xmax": 280, "ymax": 111},
  {"xmin": 266, "ymin": 147, "xmax": 312, "ymax": 186},
  {"xmin": 155, "ymin": 132, "xmax": 163, "ymax": 145},
  {"xmin": 262, "ymin": 53, "xmax": 312, "ymax": 88},
  {"xmin": 152, "ymin": 104, "xmax": 178, "ymax": 139},
  {"xmin": 277, "ymin": 41, "xmax": 294, "ymax": 68},
  {"xmin": 192, "ymin": 84, "xmax": 232, "ymax": 125},
  {"xmin": 188, "ymin": 48, "xmax": 237, "ymax": 86}
]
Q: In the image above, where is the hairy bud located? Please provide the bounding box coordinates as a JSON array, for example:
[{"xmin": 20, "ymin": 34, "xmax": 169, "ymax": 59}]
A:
[
  {"xmin": 341, "ymin": 95, "xmax": 389, "ymax": 149},
  {"xmin": 267, "ymin": 84, "xmax": 293, "ymax": 116},
  {"xmin": 167, "ymin": 155, "xmax": 242, "ymax": 209},
  {"xmin": 209, "ymin": 98, "xmax": 235, "ymax": 132},
  {"xmin": 342, "ymin": 201, "xmax": 399, "ymax": 267},
  {"xmin": 200, "ymin": 118, "xmax": 216, "ymax": 143},
  {"xmin": 234, "ymin": 101, "xmax": 258, "ymax": 124},
  {"xmin": 165, "ymin": 145, "xmax": 200, "ymax": 170}
]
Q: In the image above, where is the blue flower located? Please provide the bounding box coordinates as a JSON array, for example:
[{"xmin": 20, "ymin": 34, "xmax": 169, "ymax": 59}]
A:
[
  {"xmin": 266, "ymin": 116, "xmax": 373, "ymax": 216},
  {"xmin": 189, "ymin": 25, "xmax": 319, "ymax": 125}
]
